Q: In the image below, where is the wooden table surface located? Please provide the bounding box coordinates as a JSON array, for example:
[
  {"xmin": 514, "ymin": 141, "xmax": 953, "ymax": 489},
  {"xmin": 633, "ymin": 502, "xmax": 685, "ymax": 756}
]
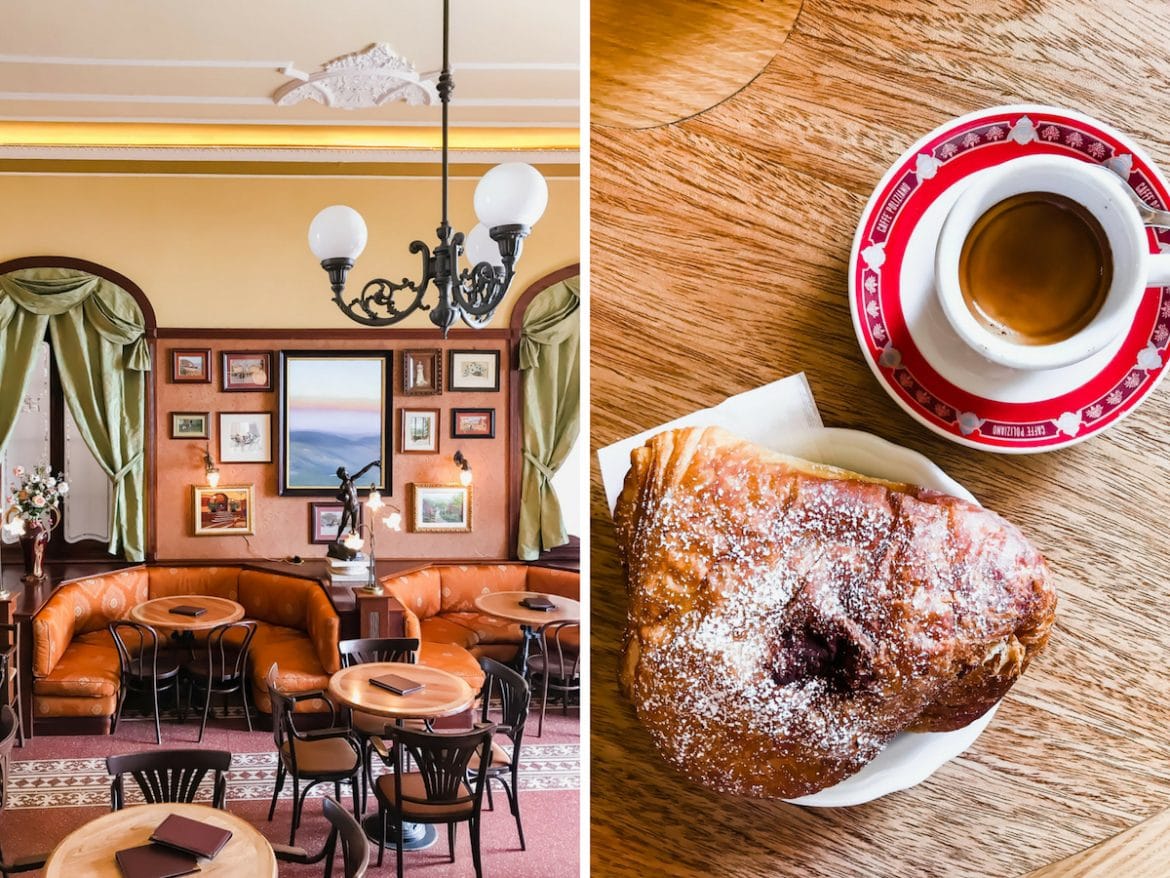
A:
[
  {"xmin": 130, "ymin": 595, "xmax": 245, "ymax": 632},
  {"xmin": 590, "ymin": 2, "xmax": 1170, "ymax": 876},
  {"xmin": 43, "ymin": 801, "xmax": 277, "ymax": 877},
  {"xmin": 474, "ymin": 591, "xmax": 582, "ymax": 626},
  {"xmin": 327, "ymin": 661, "xmax": 474, "ymax": 721}
]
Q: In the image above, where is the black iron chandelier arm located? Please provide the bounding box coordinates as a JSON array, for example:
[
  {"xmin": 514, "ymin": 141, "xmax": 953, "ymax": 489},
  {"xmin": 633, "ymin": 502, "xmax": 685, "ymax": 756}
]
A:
[
  {"xmin": 331, "ymin": 240, "xmax": 434, "ymax": 326},
  {"xmin": 451, "ymin": 258, "xmax": 511, "ymax": 318}
]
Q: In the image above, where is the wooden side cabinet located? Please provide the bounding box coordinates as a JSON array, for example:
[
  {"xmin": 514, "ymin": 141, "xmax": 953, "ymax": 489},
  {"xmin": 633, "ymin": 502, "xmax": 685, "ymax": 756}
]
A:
[{"xmin": 351, "ymin": 589, "xmax": 406, "ymax": 639}]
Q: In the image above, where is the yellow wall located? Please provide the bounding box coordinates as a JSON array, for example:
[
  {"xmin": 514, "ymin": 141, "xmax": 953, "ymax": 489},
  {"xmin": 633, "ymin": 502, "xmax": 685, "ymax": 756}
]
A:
[{"xmin": 0, "ymin": 170, "xmax": 579, "ymax": 327}]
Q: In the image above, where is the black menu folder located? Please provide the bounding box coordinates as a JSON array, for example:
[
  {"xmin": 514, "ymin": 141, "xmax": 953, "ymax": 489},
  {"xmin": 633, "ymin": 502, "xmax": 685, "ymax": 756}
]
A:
[
  {"xmin": 167, "ymin": 606, "xmax": 207, "ymax": 618},
  {"xmin": 369, "ymin": 673, "xmax": 425, "ymax": 696},
  {"xmin": 149, "ymin": 813, "xmax": 232, "ymax": 859},
  {"xmin": 114, "ymin": 844, "xmax": 199, "ymax": 878},
  {"xmin": 520, "ymin": 595, "xmax": 556, "ymax": 611}
]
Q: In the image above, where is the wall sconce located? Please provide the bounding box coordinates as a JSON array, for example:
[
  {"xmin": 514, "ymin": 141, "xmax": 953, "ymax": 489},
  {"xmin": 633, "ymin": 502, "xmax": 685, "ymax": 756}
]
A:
[
  {"xmin": 203, "ymin": 446, "xmax": 221, "ymax": 488},
  {"xmin": 453, "ymin": 450, "xmax": 473, "ymax": 486}
]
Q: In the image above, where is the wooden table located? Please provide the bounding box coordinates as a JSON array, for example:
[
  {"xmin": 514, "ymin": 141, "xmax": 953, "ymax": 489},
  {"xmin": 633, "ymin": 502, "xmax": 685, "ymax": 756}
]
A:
[
  {"xmin": 43, "ymin": 801, "xmax": 277, "ymax": 877},
  {"xmin": 474, "ymin": 591, "xmax": 580, "ymax": 676},
  {"xmin": 130, "ymin": 595, "xmax": 245, "ymax": 632},
  {"xmin": 327, "ymin": 661, "xmax": 475, "ymax": 850},
  {"xmin": 591, "ymin": 2, "xmax": 1170, "ymax": 876}
]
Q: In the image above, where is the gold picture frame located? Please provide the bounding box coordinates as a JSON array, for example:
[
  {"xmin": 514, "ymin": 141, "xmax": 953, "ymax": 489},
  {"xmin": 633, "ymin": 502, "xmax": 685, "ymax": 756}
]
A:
[
  {"xmin": 409, "ymin": 483, "xmax": 472, "ymax": 533},
  {"xmin": 193, "ymin": 484, "xmax": 254, "ymax": 536}
]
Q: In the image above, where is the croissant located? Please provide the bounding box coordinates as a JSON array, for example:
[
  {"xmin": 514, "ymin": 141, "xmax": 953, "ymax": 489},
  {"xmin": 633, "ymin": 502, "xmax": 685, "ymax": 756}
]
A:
[{"xmin": 614, "ymin": 426, "xmax": 1055, "ymax": 799}]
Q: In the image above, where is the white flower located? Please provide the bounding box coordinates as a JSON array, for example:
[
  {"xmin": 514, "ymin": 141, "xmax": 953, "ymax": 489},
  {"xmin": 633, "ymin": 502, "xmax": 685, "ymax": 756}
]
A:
[
  {"xmin": 58, "ymin": 483, "xmax": 69, "ymax": 495},
  {"xmin": 46, "ymin": 477, "xmax": 56, "ymax": 488}
]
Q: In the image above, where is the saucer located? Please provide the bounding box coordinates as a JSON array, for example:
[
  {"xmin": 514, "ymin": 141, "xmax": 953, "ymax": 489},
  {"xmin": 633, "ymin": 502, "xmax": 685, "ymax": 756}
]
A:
[{"xmin": 849, "ymin": 104, "xmax": 1170, "ymax": 452}]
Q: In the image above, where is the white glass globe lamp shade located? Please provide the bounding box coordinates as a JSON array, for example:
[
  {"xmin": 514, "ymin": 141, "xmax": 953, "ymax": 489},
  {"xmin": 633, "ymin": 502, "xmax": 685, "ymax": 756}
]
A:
[
  {"xmin": 464, "ymin": 223, "xmax": 504, "ymax": 269},
  {"xmin": 473, "ymin": 163, "xmax": 548, "ymax": 229},
  {"xmin": 308, "ymin": 206, "xmax": 368, "ymax": 262}
]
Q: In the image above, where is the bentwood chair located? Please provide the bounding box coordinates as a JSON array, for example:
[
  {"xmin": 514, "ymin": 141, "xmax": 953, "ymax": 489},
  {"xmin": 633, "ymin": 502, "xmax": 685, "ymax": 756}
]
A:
[
  {"xmin": 338, "ymin": 637, "xmax": 420, "ymax": 809},
  {"xmin": 371, "ymin": 723, "xmax": 495, "ymax": 878},
  {"xmin": 106, "ymin": 748, "xmax": 230, "ymax": 810},
  {"xmin": 526, "ymin": 621, "xmax": 580, "ymax": 736},
  {"xmin": 272, "ymin": 796, "xmax": 370, "ymax": 878},
  {"xmin": 0, "ymin": 625, "xmax": 24, "ymax": 748},
  {"xmin": 109, "ymin": 620, "xmax": 182, "ymax": 745},
  {"xmin": 470, "ymin": 657, "xmax": 531, "ymax": 850},
  {"xmin": 0, "ymin": 705, "xmax": 45, "ymax": 875},
  {"xmin": 186, "ymin": 620, "xmax": 257, "ymax": 742},
  {"xmin": 265, "ymin": 663, "xmax": 363, "ymax": 845}
]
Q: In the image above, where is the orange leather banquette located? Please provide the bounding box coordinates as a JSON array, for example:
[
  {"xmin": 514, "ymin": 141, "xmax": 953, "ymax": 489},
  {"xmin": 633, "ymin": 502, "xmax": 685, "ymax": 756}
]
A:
[
  {"xmin": 382, "ymin": 563, "xmax": 580, "ymax": 662},
  {"xmin": 31, "ymin": 565, "xmax": 340, "ymax": 723}
]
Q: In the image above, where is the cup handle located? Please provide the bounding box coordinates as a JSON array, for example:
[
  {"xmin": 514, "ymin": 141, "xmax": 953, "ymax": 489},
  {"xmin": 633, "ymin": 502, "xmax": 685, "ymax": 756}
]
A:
[{"xmin": 1149, "ymin": 252, "xmax": 1170, "ymax": 287}]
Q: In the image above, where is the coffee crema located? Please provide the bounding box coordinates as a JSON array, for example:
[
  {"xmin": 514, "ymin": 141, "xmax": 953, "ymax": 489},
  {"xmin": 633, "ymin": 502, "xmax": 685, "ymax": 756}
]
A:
[{"xmin": 958, "ymin": 191, "xmax": 1112, "ymax": 345}]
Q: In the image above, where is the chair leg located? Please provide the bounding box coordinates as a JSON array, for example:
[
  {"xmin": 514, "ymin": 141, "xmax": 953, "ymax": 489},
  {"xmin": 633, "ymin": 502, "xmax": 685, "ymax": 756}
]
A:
[
  {"xmin": 267, "ymin": 762, "xmax": 285, "ymax": 821},
  {"xmin": 198, "ymin": 682, "xmax": 212, "ymax": 744},
  {"xmin": 485, "ymin": 775, "xmax": 494, "ymax": 811},
  {"xmin": 396, "ymin": 818, "xmax": 405, "ymax": 878},
  {"xmin": 502, "ymin": 776, "xmax": 526, "ymax": 850},
  {"xmin": 448, "ymin": 823, "xmax": 456, "ymax": 862},
  {"xmin": 240, "ymin": 680, "xmax": 254, "ymax": 732},
  {"xmin": 376, "ymin": 805, "xmax": 386, "ymax": 866},
  {"xmin": 352, "ymin": 772, "xmax": 361, "ymax": 821},
  {"xmin": 470, "ymin": 817, "xmax": 483, "ymax": 878},
  {"xmin": 539, "ymin": 670, "xmax": 550, "ymax": 737},
  {"xmin": 152, "ymin": 682, "xmax": 162, "ymax": 745},
  {"xmin": 111, "ymin": 685, "xmax": 125, "ymax": 734},
  {"xmin": 288, "ymin": 776, "xmax": 301, "ymax": 844}
]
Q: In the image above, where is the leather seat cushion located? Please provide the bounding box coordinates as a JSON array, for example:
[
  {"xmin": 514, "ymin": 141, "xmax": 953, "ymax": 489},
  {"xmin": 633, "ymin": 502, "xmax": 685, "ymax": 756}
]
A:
[
  {"xmin": 33, "ymin": 639, "xmax": 121, "ymax": 698},
  {"xmin": 147, "ymin": 566, "xmax": 240, "ymax": 601},
  {"xmin": 33, "ymin": 693, "xmax": 116, "ymax": 717},
  {"xmin": 441, "ymin": 612, "xmax": 523, "ymax": 645},
  {"xmin": 439, "ymin": 564, "xmax": 528, "ymax": 612},
  {"xmin": 469, "ymin": 643, "xmax": 519, "ymax": 664},
  {"xmin": 525, "ymin": 566, "xmax": 580, "ymax": 600},
  {"xmin": 468, "ymin": 740, "xmax": 511, "ymax": 771},
  {"xmin": 376, "ymin": 772, "xmax": 474, "ymax": 819},
  {"xmin": 420, "ymin": 617, "xmax": 479, "ymax": 650},
  {"xmin": 249, "ymin": 624, "xmax": 331, "ymax": 713},
  {"xmin": 417, "ymin": 642, "xmax": 485, "ymax": 691},
  {"xmin": 281, "ymin": 736, "xmax": 360, "ymax": 774}
]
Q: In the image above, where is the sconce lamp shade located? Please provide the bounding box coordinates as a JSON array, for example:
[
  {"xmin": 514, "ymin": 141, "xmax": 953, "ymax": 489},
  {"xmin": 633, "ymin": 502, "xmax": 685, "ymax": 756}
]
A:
[
  {"xmin": 308, "ymin": 205, "xmax": 369, "ymax": 262},
  {"xmin": 464, "ymin": 223, "xmax": 504, "ymax": 268},
  {"xmin": 473, "ymin": 163, "xmax": 548, "ymax": 229}
]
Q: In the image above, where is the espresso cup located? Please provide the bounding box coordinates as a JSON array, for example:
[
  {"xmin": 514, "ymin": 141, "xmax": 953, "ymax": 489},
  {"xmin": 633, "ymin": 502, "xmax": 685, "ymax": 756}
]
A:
[{"xmin": 935, "ymin": 154, "xmax": 1170, "ymax": 371}]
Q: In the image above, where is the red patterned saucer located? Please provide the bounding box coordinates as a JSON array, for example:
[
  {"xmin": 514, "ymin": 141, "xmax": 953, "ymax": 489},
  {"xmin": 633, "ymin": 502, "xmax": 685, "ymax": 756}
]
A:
[{"xmin": 849, "ymin": 104, "xmax": 1170, "ymax": 453}]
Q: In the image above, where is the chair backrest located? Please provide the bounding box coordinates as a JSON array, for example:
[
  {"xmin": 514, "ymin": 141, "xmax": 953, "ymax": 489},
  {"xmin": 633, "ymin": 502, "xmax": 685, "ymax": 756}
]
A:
[
  {"xmin": 109, "ymin": 620, "xmax": 162, "ymax": 679},
  {"xmin": 265, "ymin": 662, "xmax": 295, "ymax": 753},
  {"xmin": 205, "ymin": 620, "xmax": 257, "ymax": 679},
  {"xmin": 323, "ymin": 795, "xmax": 370, "ymax": 878},
  {"xmin": 542, "ymin": 621, "xmax": 581, "ymax": 678},
  {"xmin": 338, "ymin": 637, "xmax": 419, "ymax": 667},
  {"xmin": 106, "ymin": 748, "xmax": 231, "ymax": 810},
  {"xmin": 478, "ymin": 657, "xmax": 531, "ymax": 745},
  {"xmin": 0, "ymin": 705, "xmax": 17, "ymax": 814},
  {"xmin": 384, "ymin": 723, "xmax": 494, "ymax": 813}
]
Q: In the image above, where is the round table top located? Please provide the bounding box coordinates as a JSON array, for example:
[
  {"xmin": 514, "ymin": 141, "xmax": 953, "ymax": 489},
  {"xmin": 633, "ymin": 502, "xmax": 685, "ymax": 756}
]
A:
[
  {"xmin": 44, "ymin": 801, "xmax": 277, "ymax": 877},
  {"xmin": 327, "ymin": 661, "xmax": 474, "ymax": 720},
  {"xmin": 474, "ymin": 591, "xmax": 581, "ymax": 626},
  {"xmin": 130, "ymin": 595, "xmax": 245, "ymax": 632}
]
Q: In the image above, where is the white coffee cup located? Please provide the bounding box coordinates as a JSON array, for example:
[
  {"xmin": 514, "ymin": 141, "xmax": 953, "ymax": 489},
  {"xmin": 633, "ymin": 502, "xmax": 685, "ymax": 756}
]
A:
[{"xmin": 935, "ymin": 154, "xmax": 1170, "ymax": 371}]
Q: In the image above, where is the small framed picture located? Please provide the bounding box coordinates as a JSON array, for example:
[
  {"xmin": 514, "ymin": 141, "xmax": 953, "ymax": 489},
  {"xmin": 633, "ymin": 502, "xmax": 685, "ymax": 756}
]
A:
[
  {"xmin": 448, "ymin": 350, "xmax": 500, "ymax": 392},
  {"xmin": 451, "ymin": 408, "xmax": 495, "ymax": 439},
  {"xmin": 308, "ymin": 502, "xmax": 358, "ymax": 544},
  {"xmin": 402, "ymin": 349, "xmax": 442, "ymax": 396},
  {"xmin": 218, "ymin": 411, "xmax": 273, "ymax": 463},
  {"xmin": 193, "ymin": 485, "xmax": 254, "ymax": 536},
  {"xmin": 171, "ymin": 349, "xmax": 211, "ymax": 383},
  {"xmin": 222, "ymin": 351, "xmax": 273, "ymax": 392},
  {"xmin": 410, "ymin": 483, "xmax": 472, "ymax": 532},
  {"xmin": 401, "ymin": 408, "xmax": 440, "ymax": 454},
  {"xmin": 169, "ymin": 411, "xmax": 210, "ymax": 439}
]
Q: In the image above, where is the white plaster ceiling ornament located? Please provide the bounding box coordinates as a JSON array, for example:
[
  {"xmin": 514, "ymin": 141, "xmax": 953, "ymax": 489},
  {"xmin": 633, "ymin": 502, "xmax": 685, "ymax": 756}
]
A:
[{"xmin": 274, "ymin": 43, "xmax": 438, "ymax": 110}]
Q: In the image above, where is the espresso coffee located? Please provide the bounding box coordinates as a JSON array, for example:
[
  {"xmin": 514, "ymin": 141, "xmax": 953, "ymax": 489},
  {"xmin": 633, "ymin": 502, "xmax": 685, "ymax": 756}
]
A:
[{"xmin": 958, "ymin": 191, "xmax": 1112, "ymax": 345}]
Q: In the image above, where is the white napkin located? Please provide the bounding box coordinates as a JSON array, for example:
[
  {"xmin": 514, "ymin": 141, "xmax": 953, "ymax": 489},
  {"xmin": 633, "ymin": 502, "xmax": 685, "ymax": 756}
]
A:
[{"xmin": 597, "ymin": 373, "xmax": 824, "ymax": 515}]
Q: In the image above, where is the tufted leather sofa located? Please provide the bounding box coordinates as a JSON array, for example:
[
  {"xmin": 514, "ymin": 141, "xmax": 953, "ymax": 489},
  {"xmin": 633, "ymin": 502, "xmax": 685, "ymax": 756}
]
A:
[
  {"xmin": 31, "ymin": 565, "xmax": 340, "ymax": 724},
  {"xmin": 381, "ymin": 563, "xmax": 580, "ymax": 664}
]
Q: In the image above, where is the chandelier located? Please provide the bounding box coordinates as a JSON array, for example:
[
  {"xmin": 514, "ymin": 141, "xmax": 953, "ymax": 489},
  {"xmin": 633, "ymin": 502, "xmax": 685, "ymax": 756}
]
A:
[{"xmin": 307, "ymin": 0, "xmax": 549, "ymax": 334}]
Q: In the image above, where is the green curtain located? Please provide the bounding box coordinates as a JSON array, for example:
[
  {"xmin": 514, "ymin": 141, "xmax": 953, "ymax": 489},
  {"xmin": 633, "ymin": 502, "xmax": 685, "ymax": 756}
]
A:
[
  {"xmin": 517, "ymin": 275, "xmax": 580, "ymax": 560},
  {"xmin": 0, "ymin": 268, "xmax": 151, "ymax": 561}
]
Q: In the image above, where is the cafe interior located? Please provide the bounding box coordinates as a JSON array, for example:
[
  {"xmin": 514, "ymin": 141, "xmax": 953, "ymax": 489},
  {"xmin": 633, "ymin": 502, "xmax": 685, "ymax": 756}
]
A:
[{"xmin": 0, "ymin": 2, "xmax": 581, "ymax": 876}]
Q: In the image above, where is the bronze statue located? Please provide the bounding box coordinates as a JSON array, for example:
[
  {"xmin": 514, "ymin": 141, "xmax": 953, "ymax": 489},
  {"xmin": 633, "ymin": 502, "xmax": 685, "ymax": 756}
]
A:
[{"xmin": 326, "ymin": 459, "xmax": 380, "ymax": 562}]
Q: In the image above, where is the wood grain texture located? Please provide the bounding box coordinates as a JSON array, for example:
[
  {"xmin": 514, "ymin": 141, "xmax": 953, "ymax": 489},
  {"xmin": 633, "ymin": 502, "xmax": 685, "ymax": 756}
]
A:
[
  {"xmin": 327, "ymin": 661, "xmax": 473, "ymax": 720},
  {"xmin": 590, "ymin": 1, "xmax": 1170, "ymax": 876},
  {"xmin": 474, "ymin": 591, "xmax": 581, "ymax": 626},
  {"xmin": 129, "ymin": 596, "xmax": 244, "ymax": 632},
  {"xmin": 591, "ymin": 0, "xmax": 802, "ymax": 129},
  {"xmin": 43, "ymin": 802, "xmax": 277, "ymax": 877},
  {"xmin": 1021, "ymin": 807, "xmax": 1170, "ymax": 877}
]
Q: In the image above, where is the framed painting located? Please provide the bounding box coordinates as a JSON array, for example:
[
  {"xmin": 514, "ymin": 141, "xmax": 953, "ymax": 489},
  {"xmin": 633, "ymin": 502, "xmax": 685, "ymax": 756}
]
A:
[
  {"xmin": 169, "ymin": 411, "xmax": 209, "ymax": 439},
  {"xmin": 278, "ymin": 351, "xmax": 393, "ymax": 496},
  {"xmin": 193, "ymin": 485, "xmax": 253, "ymax": 535},
  {"xmin": 308, "ymin": 501, "xmax": 359, "ymax": 544},
  {"xmin": 218, "ymin": 411, "xmax": 272, "ymax": 463},
  {"xmin": 451, "ymin": 408, "xmax": 495, "ymax": 439},
  {"xmin": 401, "ymin": 408, "xmax": 440, "ymax": 454},
  {"xmin": 409, "ymin": 483, "xmax": 472, "ymax": 533},
  {"xmin": 171, "ymin": 348, "xmax": 211, "ymax": 383},
  {"xmin": 222, "ymin": 351, "xmax": 273, "ymax": 392},
  {"xmin": 402, "ymin": 349, "xmax": 442, "ymax": 395},
  {"xmin": 448, "ymin": 350, "xmax": 500, "ymax": 392}
]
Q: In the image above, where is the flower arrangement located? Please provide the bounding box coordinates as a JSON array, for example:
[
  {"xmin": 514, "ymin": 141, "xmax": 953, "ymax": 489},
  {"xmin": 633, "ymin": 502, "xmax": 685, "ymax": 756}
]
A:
[{"xmin": 5, "ymin": 464, "xmax": 68, "ymax": 531}]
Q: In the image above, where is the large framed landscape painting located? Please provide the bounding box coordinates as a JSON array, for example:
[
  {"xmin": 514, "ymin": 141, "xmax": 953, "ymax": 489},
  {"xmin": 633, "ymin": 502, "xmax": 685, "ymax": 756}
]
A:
[{"xmin": 278, "ymin": 351, "xmax": 392, "ymax": 496}]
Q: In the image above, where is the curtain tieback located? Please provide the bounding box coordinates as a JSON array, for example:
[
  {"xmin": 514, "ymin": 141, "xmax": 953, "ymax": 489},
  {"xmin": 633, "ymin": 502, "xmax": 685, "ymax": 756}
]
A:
[
  {"xmin": 523, "ymin": 450, "xmax": 556, "ymax": 483},
  {"xmin": 111, "ymin": 451, "xmax": 143, "ymax": 484}
]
